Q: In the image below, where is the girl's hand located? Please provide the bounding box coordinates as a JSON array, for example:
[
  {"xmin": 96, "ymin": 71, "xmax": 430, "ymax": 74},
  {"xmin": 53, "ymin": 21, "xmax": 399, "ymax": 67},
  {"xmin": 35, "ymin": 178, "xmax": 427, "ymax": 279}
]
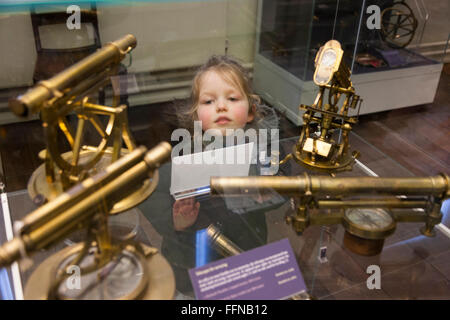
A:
[
  {"xmin": 253, "ymin": 192, "xmax": 274, "ymax": 204},
  {"xmin": 172, "ymin": 198, "xmax": 200, "ymax": 231}
]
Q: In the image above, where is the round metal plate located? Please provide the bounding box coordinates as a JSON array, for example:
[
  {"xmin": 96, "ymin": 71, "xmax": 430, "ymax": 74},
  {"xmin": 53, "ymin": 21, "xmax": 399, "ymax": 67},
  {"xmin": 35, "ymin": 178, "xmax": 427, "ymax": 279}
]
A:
[{"xmin": 24, "ymin": 242, "xmax": 176, "ymax": 300}]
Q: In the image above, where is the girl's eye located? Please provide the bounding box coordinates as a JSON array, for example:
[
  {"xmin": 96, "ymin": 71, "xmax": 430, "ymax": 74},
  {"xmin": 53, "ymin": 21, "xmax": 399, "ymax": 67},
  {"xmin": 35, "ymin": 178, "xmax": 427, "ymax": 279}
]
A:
[
  {"xmin": 202, "ymin": 100, "xmax": 213, "ymax": 105},
  {"xmin": 229, "ymin": 97, "xmax": 239, "ymax": 101}
]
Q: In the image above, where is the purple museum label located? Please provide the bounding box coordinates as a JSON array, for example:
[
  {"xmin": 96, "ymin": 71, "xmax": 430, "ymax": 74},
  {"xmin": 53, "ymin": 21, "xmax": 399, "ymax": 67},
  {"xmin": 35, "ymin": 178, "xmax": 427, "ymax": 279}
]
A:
[{"xmin": 188, "ymin": 238, "xmax": 307, "ymax": 300}]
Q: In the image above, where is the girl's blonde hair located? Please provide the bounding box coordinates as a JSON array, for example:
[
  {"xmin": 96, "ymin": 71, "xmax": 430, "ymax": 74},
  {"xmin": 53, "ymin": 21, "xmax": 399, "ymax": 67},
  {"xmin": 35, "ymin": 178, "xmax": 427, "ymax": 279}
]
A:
[{"xmin": 188, "ymin": 55, "xmax": 261, "ymax": 121}]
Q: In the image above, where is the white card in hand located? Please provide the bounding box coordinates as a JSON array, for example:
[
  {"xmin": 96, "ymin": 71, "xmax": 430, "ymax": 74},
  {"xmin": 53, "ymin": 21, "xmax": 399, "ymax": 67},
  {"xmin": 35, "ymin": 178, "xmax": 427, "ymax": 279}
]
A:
[{"xmin": 170, "ymin": 142, "xmax": 255, "ymax": 200}]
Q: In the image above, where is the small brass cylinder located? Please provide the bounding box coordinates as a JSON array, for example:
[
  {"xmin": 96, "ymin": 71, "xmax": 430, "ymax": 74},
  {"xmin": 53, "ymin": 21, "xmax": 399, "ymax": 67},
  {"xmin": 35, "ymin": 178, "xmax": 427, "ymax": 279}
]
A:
[{"xmin": 206, "ymin": 225, "xmax": 243, "ymax": 257}]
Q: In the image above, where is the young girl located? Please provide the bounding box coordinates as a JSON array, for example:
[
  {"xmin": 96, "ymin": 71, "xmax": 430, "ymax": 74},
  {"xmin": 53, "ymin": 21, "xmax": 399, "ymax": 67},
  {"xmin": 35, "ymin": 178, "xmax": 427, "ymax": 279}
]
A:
[
  {"xmin": 189, "ymin": 55, "xmax": 259, "ymax": 134},
  {"xmin": 177, "ymin": 55, "xmax": 278, "ymax": 136},
  {"xmin": 139, "ymin": 55, "xmax": 281, "ymax": 297},
  {"xmin": 173, "ymin": 55, "xmax": 271, "ymax": 230}
]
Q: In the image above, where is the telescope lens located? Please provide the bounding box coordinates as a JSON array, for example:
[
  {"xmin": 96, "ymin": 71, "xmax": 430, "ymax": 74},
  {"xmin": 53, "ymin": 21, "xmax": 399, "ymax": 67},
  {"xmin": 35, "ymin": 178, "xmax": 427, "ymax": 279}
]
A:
[{"xmin": 8, "ymin": 98, "xmax": 27, "ymax": 117}]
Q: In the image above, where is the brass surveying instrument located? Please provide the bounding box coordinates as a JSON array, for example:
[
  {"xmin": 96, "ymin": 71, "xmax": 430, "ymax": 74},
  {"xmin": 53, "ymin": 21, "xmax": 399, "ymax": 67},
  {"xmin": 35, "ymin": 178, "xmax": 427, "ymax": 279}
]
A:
[
  {"xmin": 281, "ymin": 40, "xmax": 362, "ymax": 174},
  {"xmin": 0, "ymin": 143, "xmax": 175, "ymax": 299},
  {"xmin": 9, "ymin": 34, "xmax": 154, "ymax": 214},
  {"xmin": 210, "ymin": 174, "xmax": 449, "ymax": 256}
]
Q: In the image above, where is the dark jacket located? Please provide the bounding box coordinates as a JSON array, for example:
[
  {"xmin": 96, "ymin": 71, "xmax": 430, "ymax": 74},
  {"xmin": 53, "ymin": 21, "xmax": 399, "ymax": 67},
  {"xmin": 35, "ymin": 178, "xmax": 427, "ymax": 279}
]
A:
[{"xmin": 138, "ymin": 107, "xmax": 288, "ymax": 295}]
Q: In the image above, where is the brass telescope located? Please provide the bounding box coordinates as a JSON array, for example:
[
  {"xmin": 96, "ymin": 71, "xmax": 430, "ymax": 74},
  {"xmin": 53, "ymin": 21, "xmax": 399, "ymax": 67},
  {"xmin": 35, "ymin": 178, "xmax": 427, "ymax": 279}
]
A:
[
  {"xmin": 210, "ymin": 174, "xmax": 449, "ymax": 255},
  {"xmin": 0, "ymin": 142, "xmax": 175, "ymax": 299},
  {"xmin": 9, "ymin": 34, "xmax": 137, "ymax": 117}
]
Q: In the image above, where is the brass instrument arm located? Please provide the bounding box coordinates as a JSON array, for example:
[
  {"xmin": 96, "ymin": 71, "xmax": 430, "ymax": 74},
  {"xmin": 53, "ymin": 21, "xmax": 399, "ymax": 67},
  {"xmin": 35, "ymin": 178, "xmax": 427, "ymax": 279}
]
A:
[
  {"xmin": 302, "ymin": 108, "xmax": 356, "ymax": 123},
  {"xmin": 279, "ymin": 153, "xmax": 293, "ymax": 165},
  {"xmin": 317, "ymin": 199, "xmax": 429, "ymax": 209},
  {"xmin": 81, "ymin": 102, "xmax": 127, "ymax": 115},
  {"xmin": 286, "ymin": 209, "xmax": 344, "ymax": 233},
  {"xmin": 393, "ymin": 210, "xmax": 428, "ymax": 223},
  {"xmin": 71, "ymin": 117, "xmax": 86, "ymax": 166},
  {"xmin": 321, "ymin": 84, "xmax": 354, "ymax": 94},
  {"xmin": 316, "ymin": 199, "xmax": 430, "ymax": 224},
  {"xmin": 53, "ymin": 68, "xmax": 112, "ymax": 120},
  {"xmin": 308, "ymin": 211, "xmax": 344, "ymax": 226}
]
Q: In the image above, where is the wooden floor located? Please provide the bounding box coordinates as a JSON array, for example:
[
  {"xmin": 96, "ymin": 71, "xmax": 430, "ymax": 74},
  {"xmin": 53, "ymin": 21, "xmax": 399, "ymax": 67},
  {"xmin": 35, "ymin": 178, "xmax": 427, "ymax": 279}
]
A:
[{"xmin": 353, "ymin": 63, "xmax": 450, "ymax": 177}]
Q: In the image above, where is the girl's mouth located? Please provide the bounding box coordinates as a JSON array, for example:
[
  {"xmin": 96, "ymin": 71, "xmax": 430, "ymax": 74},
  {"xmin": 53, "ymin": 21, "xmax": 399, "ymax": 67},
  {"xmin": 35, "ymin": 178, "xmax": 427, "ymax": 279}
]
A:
[{"xmin": 215, "ymin": 116, "xmax": 231, "ymax": 125}]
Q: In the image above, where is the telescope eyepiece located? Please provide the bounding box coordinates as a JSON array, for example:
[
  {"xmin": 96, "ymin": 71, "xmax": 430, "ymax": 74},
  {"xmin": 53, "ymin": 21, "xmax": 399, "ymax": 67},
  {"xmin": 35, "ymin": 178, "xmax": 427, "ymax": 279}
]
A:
[{"xmin": 9, "ymin": 98, "xmax": 28, "ymax": 117}]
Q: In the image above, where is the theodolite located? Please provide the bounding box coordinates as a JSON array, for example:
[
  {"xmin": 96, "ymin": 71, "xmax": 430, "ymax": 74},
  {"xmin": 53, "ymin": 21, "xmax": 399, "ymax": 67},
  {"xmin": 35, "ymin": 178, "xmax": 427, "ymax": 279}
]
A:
[
  {"xmin": 281, "ymin": 40, "xmax": 362, "ymax": 174},
  {"xmin": 210, "ymin": 173, "xmax": 449, "ymax": 256},
  {"xmin": 0, "ymin": 142, "xmax": 175, "ymax": 299},
  {"xmin": 8, "ymin": 34, "xmax": 150, "ymax": 213}
]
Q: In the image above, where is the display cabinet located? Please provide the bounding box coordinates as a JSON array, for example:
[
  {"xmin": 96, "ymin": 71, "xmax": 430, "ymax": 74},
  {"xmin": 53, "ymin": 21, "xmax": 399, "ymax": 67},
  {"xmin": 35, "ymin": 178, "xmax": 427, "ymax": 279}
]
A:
[
  {"xmin": 0, "ymin": 0, "xmax": 448, "ymax": 301},
  {"xmin": 0, "ymin": 0, "xmax": 258, "ymax": 125}
]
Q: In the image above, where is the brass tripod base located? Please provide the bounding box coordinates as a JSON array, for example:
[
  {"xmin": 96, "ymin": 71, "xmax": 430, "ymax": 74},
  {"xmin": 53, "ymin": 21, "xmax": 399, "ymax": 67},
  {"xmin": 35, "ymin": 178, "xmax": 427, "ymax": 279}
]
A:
[
  {"xmin": 343, "ymin": 231, "xmax": 385, "ymax": 256},
  {"xmin": 28, "ymin": 148, "xmax": 159, "ymax": 214},
  {"xmin": 24, "ymin": 242, "xmax": 176, "ymax": 300}
]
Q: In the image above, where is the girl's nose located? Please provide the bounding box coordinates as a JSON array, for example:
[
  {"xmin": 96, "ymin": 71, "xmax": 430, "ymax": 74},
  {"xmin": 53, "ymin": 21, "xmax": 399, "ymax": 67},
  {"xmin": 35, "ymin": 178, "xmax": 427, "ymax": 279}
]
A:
[{"xmin": 216, "ymin": 98, "xmax": 228, "ymax": 112}]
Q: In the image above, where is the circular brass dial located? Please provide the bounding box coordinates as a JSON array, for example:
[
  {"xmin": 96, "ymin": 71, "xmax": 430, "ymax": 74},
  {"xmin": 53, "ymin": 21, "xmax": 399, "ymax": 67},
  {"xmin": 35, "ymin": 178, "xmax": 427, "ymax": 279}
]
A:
[{"xmin": 343, "ymin": 208, "xmax": 396, "ymax": 240}]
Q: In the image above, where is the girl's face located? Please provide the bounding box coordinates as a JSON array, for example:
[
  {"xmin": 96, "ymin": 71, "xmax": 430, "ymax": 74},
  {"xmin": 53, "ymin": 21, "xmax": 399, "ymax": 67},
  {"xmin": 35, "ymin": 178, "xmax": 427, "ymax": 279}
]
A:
[{"xmin": 196, "ymin": 70, "xmax": 253, "ymax": 135}]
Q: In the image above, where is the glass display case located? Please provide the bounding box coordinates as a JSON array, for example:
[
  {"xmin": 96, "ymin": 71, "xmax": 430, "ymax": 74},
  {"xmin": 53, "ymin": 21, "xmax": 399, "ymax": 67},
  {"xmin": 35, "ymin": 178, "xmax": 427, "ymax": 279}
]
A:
[
  {"xmin": 0, "ymin": 0, "xmax": 448, "ymax": 301},
  {"xmin": 253, "ymin": 0, "xmax": 449, "ymax": 124},
  {"xmin": 0, "ymin": 0, "xmax": 258, "ymax": 125},
  {"xmin": 1, "ymin": 132, "xmax": 449, "ymax": 300}
]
